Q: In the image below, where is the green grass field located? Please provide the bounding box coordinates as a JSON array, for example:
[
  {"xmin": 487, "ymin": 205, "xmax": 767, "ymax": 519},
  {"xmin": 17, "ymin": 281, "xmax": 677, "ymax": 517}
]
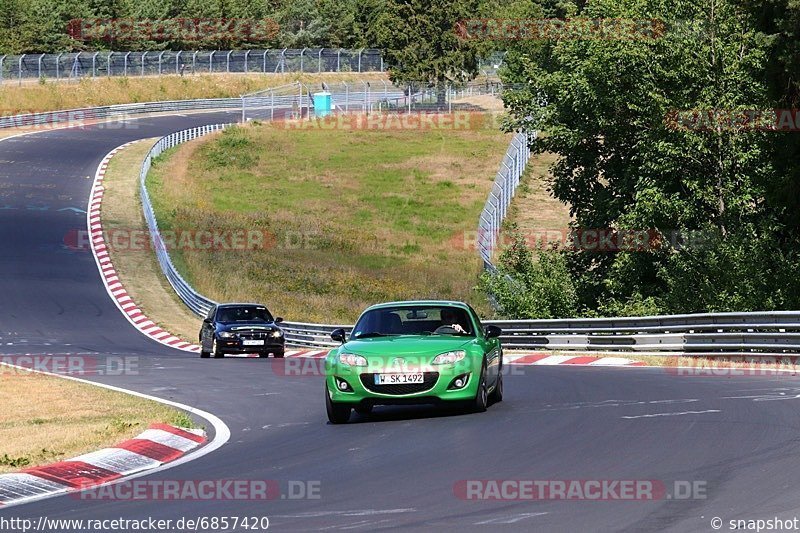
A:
[{"xmin": 147, "ymin": 119, "xmax": 510, "ymax": 323}]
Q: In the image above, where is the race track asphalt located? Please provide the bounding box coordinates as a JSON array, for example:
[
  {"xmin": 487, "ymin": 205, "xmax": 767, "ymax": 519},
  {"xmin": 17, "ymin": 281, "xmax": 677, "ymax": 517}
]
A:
[{"xmin": 2, "ymin": 113, "xmax": 800, "ymax": 532}]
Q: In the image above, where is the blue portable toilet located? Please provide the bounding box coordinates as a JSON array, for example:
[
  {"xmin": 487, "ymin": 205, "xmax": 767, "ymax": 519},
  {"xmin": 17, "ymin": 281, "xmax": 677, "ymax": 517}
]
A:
[{"xmin": 313, "ymin": 91, "xmax": 332, "ymax": 117}]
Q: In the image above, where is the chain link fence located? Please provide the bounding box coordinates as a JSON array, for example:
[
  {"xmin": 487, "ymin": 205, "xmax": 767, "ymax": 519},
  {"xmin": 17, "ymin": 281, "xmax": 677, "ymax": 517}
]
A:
[
  {"xmin": 0, "ymin": 48, "xmax": 385, "ymax": 83},
  {"xmin": 477, "ymin": 131, "xmax": 534, "ymax": 271}
]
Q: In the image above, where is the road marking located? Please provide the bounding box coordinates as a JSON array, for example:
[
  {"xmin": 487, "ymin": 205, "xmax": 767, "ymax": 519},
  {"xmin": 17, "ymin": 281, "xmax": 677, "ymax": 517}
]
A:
[
  {"xmin": 271, "ymin": 509, "xmax": 416, "ymax": 519},
  {"xmin": 475, "ymin": 512, "xmax": 548, "ymax": 524},
  {"xmin": 621, "ymin": 410, "xmax": 720, "ymax": 419}
]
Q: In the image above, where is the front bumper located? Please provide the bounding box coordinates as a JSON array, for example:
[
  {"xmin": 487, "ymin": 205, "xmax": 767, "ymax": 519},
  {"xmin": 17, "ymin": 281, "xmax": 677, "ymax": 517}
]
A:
[
  {"xmin": 326, "ymin": 358, "xmax": 481, "ymax": 405},
  {"xmin": 217, "ymin": 337, "xmax": 284, "ymax": 354}
]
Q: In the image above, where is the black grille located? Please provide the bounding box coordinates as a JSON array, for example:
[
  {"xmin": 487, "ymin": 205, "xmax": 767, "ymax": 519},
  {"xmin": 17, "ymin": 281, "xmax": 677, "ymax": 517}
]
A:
[
  {"xmin": 238, "ymin": 331, "xmax": 270, "ymax": 340},
  {"xmin": 360, "ymin": 372, "xmax": 439, "ymax": 395}
]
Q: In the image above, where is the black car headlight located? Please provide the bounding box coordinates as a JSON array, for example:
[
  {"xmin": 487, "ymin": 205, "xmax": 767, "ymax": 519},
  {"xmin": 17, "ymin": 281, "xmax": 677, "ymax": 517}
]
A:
[{"xmin": 218, "ymin": 331, "xmax": 237, "ymax": 339}]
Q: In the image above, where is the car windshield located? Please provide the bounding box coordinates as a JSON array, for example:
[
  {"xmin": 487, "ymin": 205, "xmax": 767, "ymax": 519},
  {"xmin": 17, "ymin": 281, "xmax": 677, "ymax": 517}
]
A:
[
  {"xmin": 216, "ymin": 306, "xmax": 273, "ymax": 323},
  {"xmin": 351, "ymin": 305, "xmax": 474, "ymax": 338}
]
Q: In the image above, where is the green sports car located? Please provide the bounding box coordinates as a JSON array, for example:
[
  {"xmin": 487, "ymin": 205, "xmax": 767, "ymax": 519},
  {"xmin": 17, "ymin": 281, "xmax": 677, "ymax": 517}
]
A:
[{"xmin": 324, "ymin": 300, "xmax": 503, "ymax": 424}]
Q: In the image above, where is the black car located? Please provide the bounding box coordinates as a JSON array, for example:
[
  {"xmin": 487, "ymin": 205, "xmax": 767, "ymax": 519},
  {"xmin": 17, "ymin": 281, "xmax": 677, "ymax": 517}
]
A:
[{"xmin": 199, "ymin": 303, "xmax": 285, "ymax": 358}]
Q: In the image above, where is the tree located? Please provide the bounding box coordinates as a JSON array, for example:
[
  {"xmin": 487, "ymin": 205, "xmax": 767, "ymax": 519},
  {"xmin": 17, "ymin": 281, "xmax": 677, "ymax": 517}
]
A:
[
  {"xmin": 371, "ymin": 0, "xmax": 483, "ymax": 103},
  {"xmin": 479, "ymin": 227, "xmax": 578, "ymax": 319},
  {"xmin": 498, "ymin": 0, "xmax": 800, "ymax": 315}
]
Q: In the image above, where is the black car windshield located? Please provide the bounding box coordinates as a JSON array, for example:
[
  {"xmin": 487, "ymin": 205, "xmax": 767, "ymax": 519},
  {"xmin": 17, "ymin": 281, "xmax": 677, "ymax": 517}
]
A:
[
  {"xmin": 352, "ymin": 306, "xmax": 475, "ymax": 338},
  {"xmin": 216, "ymin": 306, "xmax": 273, "ymax": 323}
]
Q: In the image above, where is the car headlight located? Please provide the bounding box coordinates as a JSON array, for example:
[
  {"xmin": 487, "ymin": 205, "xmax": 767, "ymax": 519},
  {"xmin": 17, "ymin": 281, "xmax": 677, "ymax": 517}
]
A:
[
  {"xmin": 432, "ymin": 350, "xmax": 466, "ymax": 365},
  {"xmin": 338, "ymin": 353, "xmax": 367, "ymax": 366},
  {"xmin": 218, "ymin": 331, "xmax": 237, "ymax": 338},
  {"xmin": 271, "ymin": 329, "xmax": 283, "ymax": 338}
]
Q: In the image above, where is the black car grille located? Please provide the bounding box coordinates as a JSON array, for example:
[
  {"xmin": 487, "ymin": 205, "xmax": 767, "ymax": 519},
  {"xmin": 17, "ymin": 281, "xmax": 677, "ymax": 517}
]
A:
[
  {"xmin": 237, "ymin": 331, "xmax": 271, "ymax": 340},
  {"xmin": 360, "ymin": 372, "xmax": 439, "ymax": 395}
]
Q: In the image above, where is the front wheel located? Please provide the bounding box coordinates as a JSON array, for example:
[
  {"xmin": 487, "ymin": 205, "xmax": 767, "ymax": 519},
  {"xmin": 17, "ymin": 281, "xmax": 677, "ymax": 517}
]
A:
[
  {"xmin": 212, "ymin": 339, "xmax": 224, "ymax": 358},
  {"xmin": 325, "ymin": 384, "xmax": 352, "ymax": 424}
]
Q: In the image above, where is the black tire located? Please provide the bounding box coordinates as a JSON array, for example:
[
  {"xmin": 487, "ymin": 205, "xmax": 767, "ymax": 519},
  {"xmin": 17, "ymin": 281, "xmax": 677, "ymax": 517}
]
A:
[
  {"xmin": 489, "ymin": 367, "xmax": 503, "ymax": 404},
  {"xmin": 325, "ymin": 384, "xmax": 351, "ymax": 424},
  {"xmin": 354, "ymin": 404, "xmax": 373, "ymax": 416},
  {"xmin": 471, "ymin": 362, "xmax": 488, "ymax": 413},
  {"xmin": 212, "ymin": 339, "xmax": 224, "ymax": 358},
  {"xmin": 200, "ymin": 349, "xmax": 210, "ymax": 358}
]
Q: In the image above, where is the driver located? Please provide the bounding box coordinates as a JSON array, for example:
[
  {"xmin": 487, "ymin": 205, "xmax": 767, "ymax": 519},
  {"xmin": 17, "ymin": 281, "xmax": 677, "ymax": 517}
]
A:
[{"xmin": 440, "ymin": 308, "xmax": 467, "ymax": 334}]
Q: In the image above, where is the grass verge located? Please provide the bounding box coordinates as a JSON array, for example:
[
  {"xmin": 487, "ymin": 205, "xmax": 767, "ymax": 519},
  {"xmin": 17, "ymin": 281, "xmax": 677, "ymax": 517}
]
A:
[
  {"xmin": 0, "ymin": 366, "xmax": 194, "ymax": 474},
  {"xmin": 506, "ymin": 150, "xmax": 571, "ymax": 237},
  {"xmin": 1, "ymin": 72, "xmax": 388, "ymax": 115},
  {"xmin": 101, "ymin": 140, "xmax": 201, "ymax": 343},
  {"xmin": 146, "ymin": 118, "xmax": 511, "ymax": 323}
]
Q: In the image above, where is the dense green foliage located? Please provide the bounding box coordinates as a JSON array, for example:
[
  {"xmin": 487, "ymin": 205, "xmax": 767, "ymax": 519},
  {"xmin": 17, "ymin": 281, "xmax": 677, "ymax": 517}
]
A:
[
  {"xmin": 0, "ymin": 0, "xmax": 383, "ymax": 53},
  {"xmin": 493, "ymin": 0, "xmax": 800, "ymax": 317},
  {"xmin": 479, "ymin": 226, "xmax": 578, "ymax": 319}
]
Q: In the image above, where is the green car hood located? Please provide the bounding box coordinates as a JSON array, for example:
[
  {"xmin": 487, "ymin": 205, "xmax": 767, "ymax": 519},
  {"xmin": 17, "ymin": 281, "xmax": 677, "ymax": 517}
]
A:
[{"xmin": 339, "ymin": 335, "xmax": 475, "ymax": 359}]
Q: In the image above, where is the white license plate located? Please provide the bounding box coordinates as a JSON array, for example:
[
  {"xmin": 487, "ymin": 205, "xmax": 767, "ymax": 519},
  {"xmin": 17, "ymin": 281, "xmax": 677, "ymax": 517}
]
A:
[
  {"xmin": 242, "ymin": 339, "xmax": 265, "ymax": 346},
  {"xmin": 374, "ymin": 373, "xmax": 424, "ymax": 385}
]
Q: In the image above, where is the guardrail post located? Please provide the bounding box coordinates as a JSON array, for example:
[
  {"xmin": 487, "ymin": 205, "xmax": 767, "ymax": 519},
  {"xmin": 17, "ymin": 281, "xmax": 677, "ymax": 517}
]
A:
[
  {"xmin": 244, "ymin": 50, "xmax": 250, "ymax": 73},
  {"xmin": 192, "ymin": 51, "xmax": 198, "ymax": 74},
  {"xmin": 158, "ymin": 51, "xmax": 165, "ymax": 75},
  {"xmin": 141, "ymin": 52, "xmax": 147, "ymax": 76},
  {"xmin": 263, "ymin": 50, "xmax": 268, "ymax": 73},
  {"xmin": 0, "ymin": 55, "xmax": 4, "ymax": 84},
  {"xmin": 38, "ymin": 54, "xmax": 44, "ymax": 80},
  {"xmin": 318, "ymin": 48, "xmax": 323, "ymax": 73},
  {"xmin": 124, "ymin": 52, "xmax": 130, "ymax": 77},
  {"xmin": 280, "ymin": 48, "xmax": 286, "ymax": 74},
  {"xmin": 357, "ymin": 48, "xmax": 363, "ymax": 73},
  {"xmin": 107, "ymin": 52, "xmax": 113, "ymax": 77},
  {"xmin": 18, "ymin": 55, "xmax": 24, "ymax": 85},
  {"xmin": 300, "ymin": 48, "xmax": 306, "ymax": 72},
  {"xmin": 226, "ymin": 50, "xmax": 232, "ymax": 73},
  {"xmin": 92, "ymin": 52, "xmax": 99, "ymax": 78},
  {"xmin": 176, "ymin": 51, "xmax": 182, "ymax": 75},
  {"xmin": 209, "ymin": 51, "xmax": 215, "ymax": 73},
  {"xmin": 337, "ymin": 49, "xmax": 341, "ymax": 72},
  {"xmin": 55, "ymin": 53, "xmax": 63, "ymax": 80}
]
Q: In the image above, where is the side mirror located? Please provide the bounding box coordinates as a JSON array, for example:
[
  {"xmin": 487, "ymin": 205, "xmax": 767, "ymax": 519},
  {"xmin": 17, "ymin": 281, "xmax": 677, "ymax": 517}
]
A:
[
  {"xmin": 274, "ymin": 317, "xmax": 284, "ymax": 324},
  {"xmin": 330, "ymin": 328, "xmax": 347, "ymax": 344},
  {"xmin": 484, "ymin": 325, "xmax": 502, "ymax": 338}
]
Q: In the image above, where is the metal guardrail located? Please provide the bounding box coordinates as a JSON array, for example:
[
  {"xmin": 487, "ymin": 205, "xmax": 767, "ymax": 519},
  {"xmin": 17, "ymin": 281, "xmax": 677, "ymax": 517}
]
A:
[
  {"xmin": 0, "ymin": 98, "xmax": 243, "ymax": 130},
  {"xmin": 139, "ymin": 124, "xmax": 229, "ymax": 317}
]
